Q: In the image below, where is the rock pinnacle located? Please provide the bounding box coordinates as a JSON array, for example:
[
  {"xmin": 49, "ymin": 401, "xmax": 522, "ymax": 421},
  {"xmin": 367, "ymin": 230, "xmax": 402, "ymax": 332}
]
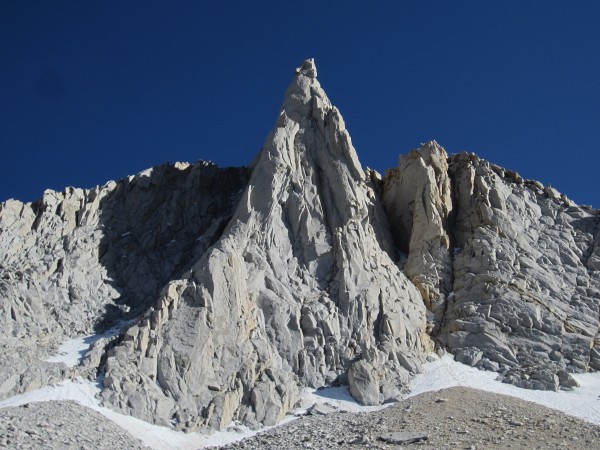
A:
[{"xmin": 295, "ymin": 58, "xmax": 317, "ymax": 78}]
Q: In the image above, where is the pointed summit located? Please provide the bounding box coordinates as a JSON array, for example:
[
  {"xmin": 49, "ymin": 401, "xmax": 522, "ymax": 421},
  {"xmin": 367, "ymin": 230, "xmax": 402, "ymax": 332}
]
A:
[
  {"xmin": 278, "ymin": 57, "xmax": 325, "ymax": 121},
  {"xmin": 101, "ymin": 60, "xmax": 430, "ymax": 430},
  {"xmin": 2, "ymin": 54, "xmax": 600, "ymax": 447},
  {"xmin": 294, "ymin": 58, "xmax": 317, "ymax": 78},
  {"xmin": 264, "ymin": 58, "xmax": 364, "ymax": 186}
]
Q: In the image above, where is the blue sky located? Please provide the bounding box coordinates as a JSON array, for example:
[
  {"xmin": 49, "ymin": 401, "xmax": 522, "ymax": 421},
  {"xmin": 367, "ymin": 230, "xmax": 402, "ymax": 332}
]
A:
[{"xmin": 1, "ymin": 1, "xmax": 598, "ymax": 206}]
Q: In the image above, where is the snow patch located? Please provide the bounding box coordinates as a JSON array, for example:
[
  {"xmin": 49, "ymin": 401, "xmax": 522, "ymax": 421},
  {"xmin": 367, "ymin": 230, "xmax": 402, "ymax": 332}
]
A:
[
  {"xmin": 408, "ymin": 354, "xmax": 600, "ymax": 425},
  {"xmin": 0, "ymin": 378, "xmax": 257, "ymax": 449},
  {"xmin": 10, "ymin": 338, "xmax": 600, "ymax": 449},
  {"xmin": 46, "ymin": 322, "xmax": 131, "ymax": 368},
  {"xmin": 297, "ymin": 386, "xmax": 390, "ymax": 415}
]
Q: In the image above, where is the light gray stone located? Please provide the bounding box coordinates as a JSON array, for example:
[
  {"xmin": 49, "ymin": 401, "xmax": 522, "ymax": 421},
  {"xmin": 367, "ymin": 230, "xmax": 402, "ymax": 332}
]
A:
[
  {"xmin": 348, "ymin": 360, "xmax": 382, "ymax": 406},
  {"xmin": 99, "ymin": 58, "xmax": 430, "ymax": 429},
  {"xmin": 0, "ymin": 162, "xmax": 250, "ymax": 399},
  {"xmin": 383, "ymin": 141, "xmax": 453, "ymax": 326},
  {"xmin": 378, "ymin": 431, "xmax": 428, "ymax": 444},
  {"xmin": 306, "ymin": 403, "xmax": 337, "ymax": 416},
  {"xmin": 0, "ymin": 58, "xmax": 598, "ymax": 436},
  {"xmin": 433, "ymin": 151, "xmax": 600, "ymax": 390}
]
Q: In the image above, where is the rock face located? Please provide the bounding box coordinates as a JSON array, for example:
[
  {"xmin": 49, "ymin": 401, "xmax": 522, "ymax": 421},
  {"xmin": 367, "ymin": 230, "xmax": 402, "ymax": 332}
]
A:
[
  {"xmin": 0, "ymin": 162, "xmax": 250, "ymax": 398},
  {"xmin": 100, "ymin": 58, "xmax": 430, "ymax": 430},
  {"xmin": 0, "ymin": 59, "xmax": 598, "ymax": 432},
  {"xmin": 383, "ymin": 144, "xmax": 600, "ymax": 390},
  {"xmin": 382, "ymin": 141, "xmax": 454, "ymax": 328},
  {"xmin": 439, "ymin": 152, "xmax": 600, "ymax": 389}
]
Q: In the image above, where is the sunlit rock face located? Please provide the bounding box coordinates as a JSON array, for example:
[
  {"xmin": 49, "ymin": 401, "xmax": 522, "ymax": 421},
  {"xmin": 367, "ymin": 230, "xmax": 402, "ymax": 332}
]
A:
[
  {"xmin": 383, "ymin": 145, "xmax": 600, "ymax": 391},
  {"xmin": 0, "ymin": 58, "xmax": 598, "ymax": 432},
  {"xmin": 382, "ymin": 141, "xmax": 454, "ymax": 328},
  {"xmin": 100, "ymin": 58, "xmax": 430, "ymax": 429},
  {"xmin": 440, "ymin": 152, "xmax": 599, "ymax": 390}
]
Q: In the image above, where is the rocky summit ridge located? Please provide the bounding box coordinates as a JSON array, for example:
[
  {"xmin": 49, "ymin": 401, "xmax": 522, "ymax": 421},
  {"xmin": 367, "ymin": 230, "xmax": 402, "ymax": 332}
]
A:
[{"xmin": 0, "ymin": 59, "xmax": 598, "ymax": 432}]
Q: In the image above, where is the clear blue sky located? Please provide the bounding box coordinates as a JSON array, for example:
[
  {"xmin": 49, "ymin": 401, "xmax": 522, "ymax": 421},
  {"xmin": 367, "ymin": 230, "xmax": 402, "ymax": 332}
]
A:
[{"xmin": 1, "ymin": 1, "xmax": 598, "ymax": 206}]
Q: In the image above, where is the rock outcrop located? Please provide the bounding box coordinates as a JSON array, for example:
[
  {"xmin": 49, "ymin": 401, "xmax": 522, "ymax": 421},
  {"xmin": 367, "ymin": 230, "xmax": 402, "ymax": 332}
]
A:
[
  {"xmin": 0, "ymin": 162, "xmax": 250, "ymax": 398},
  {"xmin": 382, "ymin": 141, "xmax": 454, "ymax": 328},
  {"xmin": 382, "ymin": 143, "xmax": 600, "ymax": 390},
  {"xmin": 0, "ymin": 59, "xmax": 598, "ymax": 433},
  {"xmin": 440, "ymin": 152, "xmax": 600, "ymax": 389},
  {"xmin": 100, "ymin": 59, "xmax": 430, "ymax": 430}
]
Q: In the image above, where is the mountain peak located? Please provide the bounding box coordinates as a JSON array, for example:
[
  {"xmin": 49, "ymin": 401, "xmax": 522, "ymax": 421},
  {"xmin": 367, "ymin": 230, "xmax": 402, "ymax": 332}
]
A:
[
  {"xmin": 294, "ymin": 58, "xmax": 317, "ymax": 78},
  {"xmin": 274, "ymin": 59, "xmax": 363, "ymax": 182},
  {"xmin": 94, "ymin": 59, "xmax": 430, "ymax": 427},
  {"xmin": 2, "ymin": 58, "xmax": 599, "ymax": 439},
  {"xmin": 280, "ymin": 58, "xmax": 327, "ymax": 123}
]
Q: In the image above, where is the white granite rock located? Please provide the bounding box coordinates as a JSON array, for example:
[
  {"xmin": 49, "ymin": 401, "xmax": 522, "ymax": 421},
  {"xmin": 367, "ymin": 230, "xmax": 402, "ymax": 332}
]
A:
[
  {"xmin": 100, "ymin": 59, "xmax": 431, "ymax": 430},
  {"xmin": 0, "ymin": 162, "xmax": 250, "ymax": 399},
  {"xmin": 383, "ymin": 141, "xmax": 453, "ymax": 327},
  {"xmin": 0, "ymin": 59, "xmax": 598, "ymax": 434},
  {"xmin": 439, "ymin": 152, "xmax": 599, "ymax": 389}
]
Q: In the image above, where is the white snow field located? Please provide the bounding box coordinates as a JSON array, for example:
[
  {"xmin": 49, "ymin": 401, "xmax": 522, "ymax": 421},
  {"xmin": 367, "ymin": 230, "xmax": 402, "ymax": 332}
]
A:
[
  {"xmin": 409, "ymin": 353, "xmax": 600, "ymax": 425},
  {"xmin": 1, "ymin": 331, "xmax": 599, "ymax": 449},
  {"xmin": 45, "ymin": 321, "xmax": 132, "ymax": 367}
]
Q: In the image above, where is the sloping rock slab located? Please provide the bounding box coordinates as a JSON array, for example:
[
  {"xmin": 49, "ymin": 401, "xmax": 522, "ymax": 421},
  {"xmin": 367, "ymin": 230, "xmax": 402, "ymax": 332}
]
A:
[{"xmin": 378, "ymin": 431, "xmax": 429, "ymax": 444}]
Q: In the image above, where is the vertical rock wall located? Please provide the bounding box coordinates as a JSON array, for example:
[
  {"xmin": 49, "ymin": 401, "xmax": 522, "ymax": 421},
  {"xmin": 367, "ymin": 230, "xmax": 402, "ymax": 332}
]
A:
[
  {"xmin": 100, "ymin": 59, "xmax": 430, "ymax": 430},
  {"xmin": 382, "ymin": 141, "xmax": 454, "ymax": 327},
  {"xmin": 383, "ymin": 145, "xmax": 600, "ymax": 391},
  {"xmin": 0, "ymin": 161, "xmax": 250, "ymax": 399}
]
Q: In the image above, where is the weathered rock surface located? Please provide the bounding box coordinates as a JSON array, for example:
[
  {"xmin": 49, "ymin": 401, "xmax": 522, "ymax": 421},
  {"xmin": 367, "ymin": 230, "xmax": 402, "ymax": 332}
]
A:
[
  {"xmin": 440, "ymin": 152, "xmax": 600, "ymax": 389},
  {"xmin": 100, "ymin": 58, "xmax": 430, "ymax": 430},
  {"xmin": 383, "ymin": 143, "xmax": 600, "ymax": 390},
  {"xmin": 0, "ymin": 58, "xmax": 598, "ymax": 438},
  {"xmin": 0, "ymin": 162, "xmax": 250, "ymax": 398},
  {"xmin": 382, "ymin": 141, "xmax": 454, "ymax": 328}
]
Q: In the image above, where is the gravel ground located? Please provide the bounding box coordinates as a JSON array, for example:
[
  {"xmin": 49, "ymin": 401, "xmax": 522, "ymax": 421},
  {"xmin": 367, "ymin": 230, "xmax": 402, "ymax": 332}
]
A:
[
  {"xmin": 0, "ymin": 400, "xmax": 147, "ymax": 449},
  {"xmin": 218, "ymin": 386, "xmax": 600, "ymax": 450},
  {"xmin": 1, "ymin": 387, "xmax": 599, "ymax": 449}
]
